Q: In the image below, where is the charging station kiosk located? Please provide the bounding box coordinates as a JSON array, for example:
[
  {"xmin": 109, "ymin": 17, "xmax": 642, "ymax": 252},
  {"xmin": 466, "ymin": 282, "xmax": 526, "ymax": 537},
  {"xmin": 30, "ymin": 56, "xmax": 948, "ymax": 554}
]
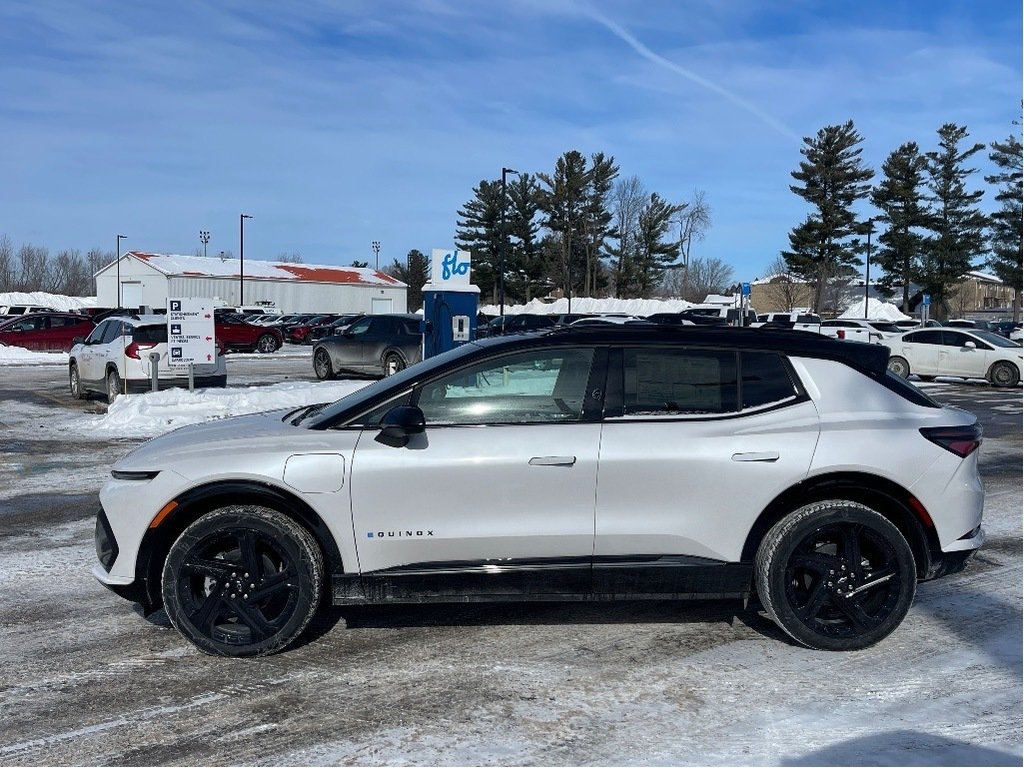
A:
[{"xmin": 422, "ymin": 248, "xmax": 479, "ymax": 359}]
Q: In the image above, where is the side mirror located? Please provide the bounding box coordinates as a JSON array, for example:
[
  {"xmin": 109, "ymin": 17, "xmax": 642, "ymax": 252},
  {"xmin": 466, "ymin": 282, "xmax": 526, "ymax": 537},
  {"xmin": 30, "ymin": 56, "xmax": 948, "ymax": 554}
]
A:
[
  {"xmin": 375, "ymin": 405, "xmax": 426, "ymax": 448},
  {"xmin": 72, "ymin": 336, "xmax": 86, "ymax": 346},
  {"xmin": 964, "ymin": 341, "xmax": 977, "ymax": 349}
]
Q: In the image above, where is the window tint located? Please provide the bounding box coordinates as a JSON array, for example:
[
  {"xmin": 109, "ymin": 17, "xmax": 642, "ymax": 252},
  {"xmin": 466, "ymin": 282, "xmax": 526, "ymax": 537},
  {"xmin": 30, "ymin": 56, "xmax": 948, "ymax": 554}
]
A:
[
  {"xmin": 134, "ymin": 324, "xmax": 168, "ymax": 344},
  {"xmin": 942, "ymin": 331, "xmax": 973, "ymax": 347},
  {"xmin": 416, "ymin": 347, "xmax": 596, "ymax": 425},
  {"xmin": 346, "ymin": 317, "xmax": 372, "ymax": 336},
  {"xmin": 741, "ymin": 351, "xmax": 799, "ymax": 409},
  {"xmin": 98, "ymin": 320, "xmax": 124, "ymax": 344},
  {"xmin": 623, "ymin": 348, "xmax": 737, "ymax": 415},
  {"xmin": 906, "ymin": 330, "xmax": 942, "ymax": 345}
]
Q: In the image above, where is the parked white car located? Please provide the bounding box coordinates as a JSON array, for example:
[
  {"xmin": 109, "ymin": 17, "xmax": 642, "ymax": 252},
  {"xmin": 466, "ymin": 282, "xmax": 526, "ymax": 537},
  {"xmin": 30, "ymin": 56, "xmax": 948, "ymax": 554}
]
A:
[
  {"xmin": 818, "ymin": 319, "xmax": 904, "ymax": 344},
  {"xmin": 884, "ymin": 327, "xmax": 1023, "ymax": 387},
  {"xmin": 93, "ymin": 326, "xmax": 985, "ymax": 657},
  {"xmin": 69, "ymin": 314, "xmax": 227, "ymax": 403}
]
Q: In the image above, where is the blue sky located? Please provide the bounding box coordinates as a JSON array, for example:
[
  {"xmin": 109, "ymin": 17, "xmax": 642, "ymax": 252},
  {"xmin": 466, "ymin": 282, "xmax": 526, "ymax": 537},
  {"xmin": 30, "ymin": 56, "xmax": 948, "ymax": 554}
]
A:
[{"xmin": 0, "ymin": 0, "xmax": 1019, "ymax": 282}]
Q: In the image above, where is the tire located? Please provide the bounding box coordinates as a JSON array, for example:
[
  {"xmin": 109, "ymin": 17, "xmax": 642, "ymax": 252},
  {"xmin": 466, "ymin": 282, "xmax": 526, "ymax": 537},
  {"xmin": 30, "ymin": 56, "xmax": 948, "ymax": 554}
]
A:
[
  {"xmin": 989, "ymin": 361, "xmax": 1020, "ymax": 388},
  {"xmin": 106, "ymin": 369, "xmax": 123, "ymax": 404},
  {"xmin": 886, "ymin": 356, "xmax": 910, "ymax": 378},
  {"xmin": 383, "ymin": 351, "xmax": 406, "ymax": 377},
  {"xmin": 161, "ymin": 505, "xmax": 323, "ymax": 657},
  {"xmin": 69, "ymin": 363, "xmax": 84, "ymax": 400},
  {"xmin": 755, "ymin": 500, "xmax": 916, "ymax": 651},
  {"xmin": 313, "ymin": 348, "xmax": 334, "ymax": 380},
  {"xmin": 256, "ymin": 334, "xmax": 278, "ymax": 354}
]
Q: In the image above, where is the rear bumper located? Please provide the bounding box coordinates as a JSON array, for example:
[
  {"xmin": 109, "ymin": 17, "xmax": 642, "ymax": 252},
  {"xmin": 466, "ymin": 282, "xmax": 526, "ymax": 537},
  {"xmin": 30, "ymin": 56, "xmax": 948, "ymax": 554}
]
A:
[{"xmin": 924, "ymin": 525, "xmax": 985, "ymax": 580}]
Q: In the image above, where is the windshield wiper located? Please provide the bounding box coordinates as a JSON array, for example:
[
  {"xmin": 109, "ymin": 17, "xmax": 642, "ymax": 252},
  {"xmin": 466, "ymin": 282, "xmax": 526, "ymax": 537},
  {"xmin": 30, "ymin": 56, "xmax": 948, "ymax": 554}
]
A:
[{"xmin": 290, "ymin": 403, "xmax": 328, "ymax": 426}]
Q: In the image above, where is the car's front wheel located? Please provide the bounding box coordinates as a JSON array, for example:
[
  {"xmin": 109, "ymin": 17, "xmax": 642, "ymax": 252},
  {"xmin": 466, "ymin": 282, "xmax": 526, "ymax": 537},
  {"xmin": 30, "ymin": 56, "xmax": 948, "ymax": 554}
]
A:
[
  {"xmin": 256, "ymin": 334, "xmax": 278, "ymax": 354},
  {"xmin": 313, "ymin": 348, "xmax": 334, "ymax": 380},
  {"xmin": 886, "ymin": 356, "xmax": 910, "ymax": 378},
  {"xmin": 989, "ymin": 361, "xmax": 1020, "ymax": 388},
  {"xmin": 755, "ymin": 500, "xmax": 916, "ymax": 651},
  {"xmin": 69, "ymin": 363, "xmax": 84, "ymax": 400},
  {"xmin": 161, "ymin": 505, "xmax": 323, "ymax": 657},
  {"xmin": 106, "ymin": 369, "xmax": 122, "ymax": 404}
]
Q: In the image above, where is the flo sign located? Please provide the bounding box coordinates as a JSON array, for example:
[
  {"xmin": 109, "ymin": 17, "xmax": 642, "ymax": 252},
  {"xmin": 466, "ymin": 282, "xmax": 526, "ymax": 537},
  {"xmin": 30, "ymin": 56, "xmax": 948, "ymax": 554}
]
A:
[
  {"xmin": 430, "ymin": 248, "xmax": 472, "ymax": 287},
  {"xmin": 166, "ymin": 298, "xmax": 216, "ymax": 367}
]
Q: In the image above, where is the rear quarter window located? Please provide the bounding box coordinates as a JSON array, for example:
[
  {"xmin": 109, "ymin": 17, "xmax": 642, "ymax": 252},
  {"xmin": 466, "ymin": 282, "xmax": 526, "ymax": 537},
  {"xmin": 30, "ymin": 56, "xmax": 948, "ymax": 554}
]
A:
[
  {"xmin": 134, "ymin": 325, "xmax": 168, "ymax": 344},
  {"xmin": 741, "ymin": 351, "xmax": 800, "ymax": 409}
]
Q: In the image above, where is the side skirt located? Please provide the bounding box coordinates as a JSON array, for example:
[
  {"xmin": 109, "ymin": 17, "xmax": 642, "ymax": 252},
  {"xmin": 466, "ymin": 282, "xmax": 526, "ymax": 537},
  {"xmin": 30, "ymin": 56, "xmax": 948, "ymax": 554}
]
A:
[{"xmin": 332, "ymin": 556, "xmax": 753, "ymax": 605}]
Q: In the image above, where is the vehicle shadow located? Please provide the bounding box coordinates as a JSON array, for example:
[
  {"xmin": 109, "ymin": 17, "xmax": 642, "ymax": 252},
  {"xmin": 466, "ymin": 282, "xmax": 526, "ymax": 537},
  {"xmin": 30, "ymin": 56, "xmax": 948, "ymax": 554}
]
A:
[{"xmin": 780, "ymin": 729, "xmax": 1021, "ymax": 766}]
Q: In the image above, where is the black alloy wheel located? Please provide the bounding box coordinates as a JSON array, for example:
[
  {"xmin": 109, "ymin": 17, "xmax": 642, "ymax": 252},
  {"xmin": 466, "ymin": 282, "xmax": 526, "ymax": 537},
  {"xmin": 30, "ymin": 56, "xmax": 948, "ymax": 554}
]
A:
[
  {"xmin": 755, "ymin": 501, "xmax": 916, "ymax": 651},
  {"xmin": 162, "ymin": 506, "xmax": 323, "ymax": 657}
]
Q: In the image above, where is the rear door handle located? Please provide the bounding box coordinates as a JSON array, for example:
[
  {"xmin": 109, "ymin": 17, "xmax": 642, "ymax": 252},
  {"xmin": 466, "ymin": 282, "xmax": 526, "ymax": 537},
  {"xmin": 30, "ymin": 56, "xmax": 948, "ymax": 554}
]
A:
[
  {"xmin": 529, "ymin": 456, "xmax": 576, "ymax": 467},
  {"xmin": 731, "ymin": 451, "xmax": 780, "ymax": 463}
]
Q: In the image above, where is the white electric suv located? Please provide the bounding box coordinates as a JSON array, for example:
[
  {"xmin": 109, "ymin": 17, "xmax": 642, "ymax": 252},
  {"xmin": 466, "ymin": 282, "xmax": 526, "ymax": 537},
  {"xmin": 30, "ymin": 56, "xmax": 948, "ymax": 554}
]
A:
[{"xmin": 93, "ymin": 326, "xmax": 985, "ymax": 656}]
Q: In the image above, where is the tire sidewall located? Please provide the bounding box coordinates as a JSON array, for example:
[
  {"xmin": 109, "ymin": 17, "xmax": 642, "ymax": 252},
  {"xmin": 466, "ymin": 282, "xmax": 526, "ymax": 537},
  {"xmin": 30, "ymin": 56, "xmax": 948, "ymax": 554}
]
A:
[
  {"xmin": 756, "ymin": 502, "xmax": 916, "ymax": 652},
  {"xmin": 161, "ymin": 506, "xmax": 322, "ymax": 657},
  {"xmin": 106, "ymin": 369, "xmax": 121, "ymax": 404},
  {"xmin": 990, "ymin": 361, "xmax": 1019, "ymax": 388},
  {"xmin": 69, "ymin": 364, "xmax": 83, "ymax": 399},
  {"xmin": 313, "ymin": 348, "xmax": 332, "ymax": 380}
]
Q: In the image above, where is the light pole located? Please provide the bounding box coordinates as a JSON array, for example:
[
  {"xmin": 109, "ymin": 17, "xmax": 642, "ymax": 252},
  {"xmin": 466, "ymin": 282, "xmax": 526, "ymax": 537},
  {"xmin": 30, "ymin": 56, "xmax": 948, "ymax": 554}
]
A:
[
  {"xmin": 115, "ymin": 234, "xmax": 127, "ymax": 308},
  {"xmin": 199, "ymin": 230, "xmax": 210, "ymax": 258},
  {"xmin": 371, "ymin": 240, "xmax": 381, "ymax": 271},
  {"xmin": 239, "ymin": 214, "xmax": 252, "ymax": 306},
  {"xmin": 500, "ymin": 167, "xmax": 519, "ymax": 321},
  {"xmin": 863, "ymin": 218, "xmax": 875, "ymax": 319}
]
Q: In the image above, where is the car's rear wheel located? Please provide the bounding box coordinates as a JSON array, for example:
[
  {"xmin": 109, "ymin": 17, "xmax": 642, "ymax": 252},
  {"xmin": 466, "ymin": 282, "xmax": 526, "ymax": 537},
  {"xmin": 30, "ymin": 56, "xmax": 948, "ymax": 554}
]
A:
[
  {"xmin": 106, "ymin": 369, "xmax": 122, "ymax": 404},
  {"xmin": 313, "ymin": 348, "xmax": 334, "ymax": 380},
  {"xmin": 989, "ymin": 361, "xmax": 1020, "ymax": 388},
  {"xmin": 69, "ymin": 363, "xmax": 84, "ymax": 399},
  {"xmin": 755, "ymin": 500, "xmax": 916, "ymax": 651},
  {"xmin": 256, "ymin": 334, "xmax": 278, "ymax": 354},
  {"xmin": 161, "ymin": 505, "xmax": 323, "ymax": 657},
  {"xmin": 383, "ymin": 351, "xmax": 405, "ymax": 377},
  {"xmin": 886, "ymin": 356, "xmax": 910, "ymax": 378}
]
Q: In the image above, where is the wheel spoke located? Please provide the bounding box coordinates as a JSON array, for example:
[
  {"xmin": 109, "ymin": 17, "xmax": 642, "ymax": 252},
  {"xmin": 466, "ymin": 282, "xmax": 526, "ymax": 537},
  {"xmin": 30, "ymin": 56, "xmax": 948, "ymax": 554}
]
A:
[
  {"xmin": 247, "ymin": 569, "xmax": 295, "ymax": 602},
  {"xmin": 182, "ymin": 556, "xmax": 235, "ymax": 580},
  {"xmin": 832, "ymin": 593, "xmax": 882, "ymax": 630},
  {"xmin": 226, "ymin": 596, "xmax": 277, "ymax": 639},
  {"xmin": 188, "ymin": 583, "xmax": 226, "ymax": 632},
  {"xmin": 237, "ymin": 530, "xmax": 263, "ymax": 579},
  {"xmin": 790, "ymin": 551, "xmax": 839, "ymax": 575},
  {"xmin": 841, "ymin": 526, "xmax": 862, "ymax": 576},
  {"xmin": 795, "ymin": 579, "xmax": 830, "ymax": 623}
]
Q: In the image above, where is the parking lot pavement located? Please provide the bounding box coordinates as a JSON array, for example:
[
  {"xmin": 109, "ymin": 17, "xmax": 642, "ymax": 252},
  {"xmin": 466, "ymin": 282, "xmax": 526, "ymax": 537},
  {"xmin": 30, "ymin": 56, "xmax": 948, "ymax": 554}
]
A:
[{"xmin": 0, "ymin": 360, "xmax": 1020, "ymax": 766}]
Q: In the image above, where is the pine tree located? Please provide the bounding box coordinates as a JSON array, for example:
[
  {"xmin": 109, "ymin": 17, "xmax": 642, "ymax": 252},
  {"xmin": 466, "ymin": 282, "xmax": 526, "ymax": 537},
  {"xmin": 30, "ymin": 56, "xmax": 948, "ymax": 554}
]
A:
[
  {"xmin": 537, "ymin": 151, "xmax": 592, "ymax": 307},
  {"xmin": 783, "ymin": 120, "xmax": 874, "ymax": 312},
  {"xmin": 922, "ymin": 123, "xmax": 988, "ymax": 317},
  {"xmin": 454, "ymin": 180, "xmax": 503, "ymax": 302},
  {"xmin": 581, "ymin": 152, "xmax": 619, "ymax": 296},
  {"xmin": 627, "ymin": 193, "xmax": 685, "ymax": 298},
  {"xmin": 985, "ymin": 132, "xmax": 1023, "ymax": 320},
  {"xmin": 870, "ymin": 142, "xmax": 930, "ymax": 312},
  {"xmin": 506, "ymin": 173, "xmax": 544, "ymax": 302},
  {"xmin": 384, "ymin": 250, "xmax": 430, "ymax": 311}
]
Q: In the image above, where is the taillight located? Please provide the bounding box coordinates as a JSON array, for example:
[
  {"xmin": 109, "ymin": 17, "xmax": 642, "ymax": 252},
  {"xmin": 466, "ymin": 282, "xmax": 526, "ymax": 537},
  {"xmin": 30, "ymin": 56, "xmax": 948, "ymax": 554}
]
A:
[
  {"xmin": 124, "ymin": 341, "xmax": 157, "ymax": 360},
  {"xmin": 836, "ymin": 329, "xmax": 846, "ymax": 340},
  {"xmin": 920, "ymin": 424, "xmax": 983, "ymax": 457}
]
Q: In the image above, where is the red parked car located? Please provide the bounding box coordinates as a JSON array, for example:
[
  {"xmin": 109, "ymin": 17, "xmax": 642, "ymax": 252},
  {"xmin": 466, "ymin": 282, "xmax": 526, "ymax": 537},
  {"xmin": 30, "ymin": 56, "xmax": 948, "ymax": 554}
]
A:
[
  {"xmin": 213, "ymin": 312, "xmax": 283, "ymax": 353},
  {"xmin": 0, "ymin": 312, "xmax": 95, "ymax": 352}
]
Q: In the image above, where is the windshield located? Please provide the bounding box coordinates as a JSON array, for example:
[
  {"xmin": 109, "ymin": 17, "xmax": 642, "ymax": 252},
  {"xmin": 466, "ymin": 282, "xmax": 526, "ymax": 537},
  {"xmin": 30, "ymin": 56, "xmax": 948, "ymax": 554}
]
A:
[
  {"xmin": 869, "ymin": 322, "xmax": 902, "ymax": 333},
  {"xmin": 301, "ymin": 341, "xmax": 492, "ymax": 428},
  {"xmin": 972, "ymin": 330, "xmax": 1020, "ymax": 348}
]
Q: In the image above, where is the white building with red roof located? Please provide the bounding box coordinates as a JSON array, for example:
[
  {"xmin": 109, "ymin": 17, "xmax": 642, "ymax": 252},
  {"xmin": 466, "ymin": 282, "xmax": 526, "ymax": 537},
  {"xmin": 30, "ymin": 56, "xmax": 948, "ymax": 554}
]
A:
[{"xmin": 94, "ymin": 252, "xmax": 408, "ymax": 314}]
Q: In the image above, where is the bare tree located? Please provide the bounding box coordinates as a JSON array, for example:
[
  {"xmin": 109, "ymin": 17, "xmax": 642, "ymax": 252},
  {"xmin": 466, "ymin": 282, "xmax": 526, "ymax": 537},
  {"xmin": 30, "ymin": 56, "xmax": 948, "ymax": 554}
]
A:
[
  {"xmin": 16, "ymin": 244, "xmax": 49, "ymax": 292},
  {"xmin": 277, "ymin": 252, "xmax": 304, "ymax": 263},
  {"xmin": 759, "ymin": 256, "xmax": 804, "ymax": 312},
  {"xmin": 674, "ymin": 189, "xmax": 712, "ymax": 297},
  {"xmin": 608, "ymin": 176, "xmax": 647, "ymax": 297},
  {"xmin": 0, "ymin": 235, "xmax": 14, "ymax": 292}
]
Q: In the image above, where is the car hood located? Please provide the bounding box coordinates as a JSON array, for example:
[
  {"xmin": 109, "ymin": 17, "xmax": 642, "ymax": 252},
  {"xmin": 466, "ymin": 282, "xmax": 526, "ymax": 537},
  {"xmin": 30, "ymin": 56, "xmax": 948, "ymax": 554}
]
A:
[{"xmin": 112, "ymin": 408, "xmax": 343, "ymax": 473}]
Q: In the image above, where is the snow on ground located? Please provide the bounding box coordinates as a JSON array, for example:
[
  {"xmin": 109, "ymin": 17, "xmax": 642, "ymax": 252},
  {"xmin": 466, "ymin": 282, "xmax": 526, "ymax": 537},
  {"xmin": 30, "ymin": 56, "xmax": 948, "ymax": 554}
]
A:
[
  {"xmin": 479, "ymin": 297, "xmax": 700, "ymax": 316},
  {"xmin": 0, "ymin": 344, "xmax": 67, "ymax": 365},
  {"xmin": 840, "ymin": 297, "xmax": 913, "ymax": 321}
]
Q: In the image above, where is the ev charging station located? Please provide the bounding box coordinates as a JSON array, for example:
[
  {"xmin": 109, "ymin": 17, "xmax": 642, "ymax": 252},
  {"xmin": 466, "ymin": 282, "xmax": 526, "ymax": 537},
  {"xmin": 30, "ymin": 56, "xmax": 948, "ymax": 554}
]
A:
[{"xmin": 422, "ymin": 248, "xmax": 479, "ymax": 359}]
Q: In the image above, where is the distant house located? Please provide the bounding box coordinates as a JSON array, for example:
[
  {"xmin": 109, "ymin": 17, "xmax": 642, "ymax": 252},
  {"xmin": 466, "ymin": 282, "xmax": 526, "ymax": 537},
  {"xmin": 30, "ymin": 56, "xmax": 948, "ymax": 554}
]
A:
[{"xmin": 94, "ymin": 252, "xmax": 408, "ymax": 314}]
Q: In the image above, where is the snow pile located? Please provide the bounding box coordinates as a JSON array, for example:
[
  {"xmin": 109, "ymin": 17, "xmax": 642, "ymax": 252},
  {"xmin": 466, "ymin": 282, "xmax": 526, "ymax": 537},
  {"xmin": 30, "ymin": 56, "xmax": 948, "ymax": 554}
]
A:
[
  {"xmin": 479, "ymin": 297, "xmax": 699, "ymax": 316},
  {"xmin": 0, "ymin": 344, "xmax": 68, "ymax": 365},
  {"xmin": 0, "ymin": 291, "xmax": 96, "ymax": 312},
  {"xmin": 840, "ymin": 298, "xmax": 912, "ymax": 321},
  {"xmin": 90, "ymin": 379, "xmax": 373, "ymax": 438}
]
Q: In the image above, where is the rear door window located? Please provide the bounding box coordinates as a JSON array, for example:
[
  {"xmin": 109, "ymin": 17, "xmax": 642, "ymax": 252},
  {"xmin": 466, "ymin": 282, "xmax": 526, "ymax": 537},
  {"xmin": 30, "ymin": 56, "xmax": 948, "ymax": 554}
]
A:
[{"xmin": 622, "ymin": 348, "xmax": 738, "ymax": 415}]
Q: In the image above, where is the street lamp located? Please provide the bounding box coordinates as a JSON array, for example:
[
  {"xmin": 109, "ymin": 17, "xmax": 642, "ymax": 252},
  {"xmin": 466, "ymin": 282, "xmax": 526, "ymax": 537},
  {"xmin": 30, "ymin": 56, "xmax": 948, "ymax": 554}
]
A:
[
  {"xmin": 371, "ymin": 240, "xmax": 381, "ymax": 271},
  {"xmin": 863, "ymin": 218, "xmax": 876, "ymax": 319},
  {"xmin": 239, "ymin": 214, "xmax": 252, "ymax": 306},
  {"xmin": 199, "ymin": 230, "xmax": 210, "ymax": 258},
  {"xmin": 115, "ymin": 234, "xmax": 127, "ymax": 308},
  {"xmin": 500, "ymin": 167, "xmax": 519, "ymax": 321}
]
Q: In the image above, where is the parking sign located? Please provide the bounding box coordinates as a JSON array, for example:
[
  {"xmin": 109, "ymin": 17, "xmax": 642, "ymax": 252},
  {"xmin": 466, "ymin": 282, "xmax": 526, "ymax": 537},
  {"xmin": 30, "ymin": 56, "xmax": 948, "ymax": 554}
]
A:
[{"xmin": 166, "ymin": 298, "xmax": 216, "ymax": 366}]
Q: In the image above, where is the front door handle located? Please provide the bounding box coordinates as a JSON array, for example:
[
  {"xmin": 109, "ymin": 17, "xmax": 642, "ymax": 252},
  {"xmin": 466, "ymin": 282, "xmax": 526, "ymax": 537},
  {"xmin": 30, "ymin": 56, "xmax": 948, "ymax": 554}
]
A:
[
  {"xmin": 529, "ymin": 456, "xmax": 577, "ymax": 467},
  {"xmin": 731, "ymin": 451, "xmax": 780, "ymax": 463}
]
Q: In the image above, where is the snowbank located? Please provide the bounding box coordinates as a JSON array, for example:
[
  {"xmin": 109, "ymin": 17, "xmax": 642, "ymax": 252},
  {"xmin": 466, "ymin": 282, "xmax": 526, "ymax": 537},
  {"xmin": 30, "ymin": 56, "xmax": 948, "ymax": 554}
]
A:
[
  {"xmin": 479, "ymin": 297, "xmax": 699, "ymax": 316},
  {"xmin": 0, "ymin": 344, "xmax": 68, "ymax": 365},
  {"xmin": 839, "ymin": 298, "xmax": 912, "ymax": 321},
  {"xmin": 0, "ymin": 291, "xmax": 96, "ymax": 313}
]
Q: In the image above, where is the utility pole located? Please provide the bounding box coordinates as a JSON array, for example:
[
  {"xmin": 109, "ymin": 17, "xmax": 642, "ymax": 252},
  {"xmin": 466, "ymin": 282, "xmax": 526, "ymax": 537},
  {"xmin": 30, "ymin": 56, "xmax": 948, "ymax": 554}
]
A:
[{"xmin": 240, "ymin": 214, "xmax": 252, "ymax": 306}]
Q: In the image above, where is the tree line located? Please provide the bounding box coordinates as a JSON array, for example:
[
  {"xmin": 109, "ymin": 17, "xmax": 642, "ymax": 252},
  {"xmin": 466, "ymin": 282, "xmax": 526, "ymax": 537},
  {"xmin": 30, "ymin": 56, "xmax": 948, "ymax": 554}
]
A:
[
  {"xmin": 0, "ymin": 237, "xmax": 114, "ymax": 297},
  {"xmin": 780, "ymin": 120, "xmax": 1021, "ymax": 318}
]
